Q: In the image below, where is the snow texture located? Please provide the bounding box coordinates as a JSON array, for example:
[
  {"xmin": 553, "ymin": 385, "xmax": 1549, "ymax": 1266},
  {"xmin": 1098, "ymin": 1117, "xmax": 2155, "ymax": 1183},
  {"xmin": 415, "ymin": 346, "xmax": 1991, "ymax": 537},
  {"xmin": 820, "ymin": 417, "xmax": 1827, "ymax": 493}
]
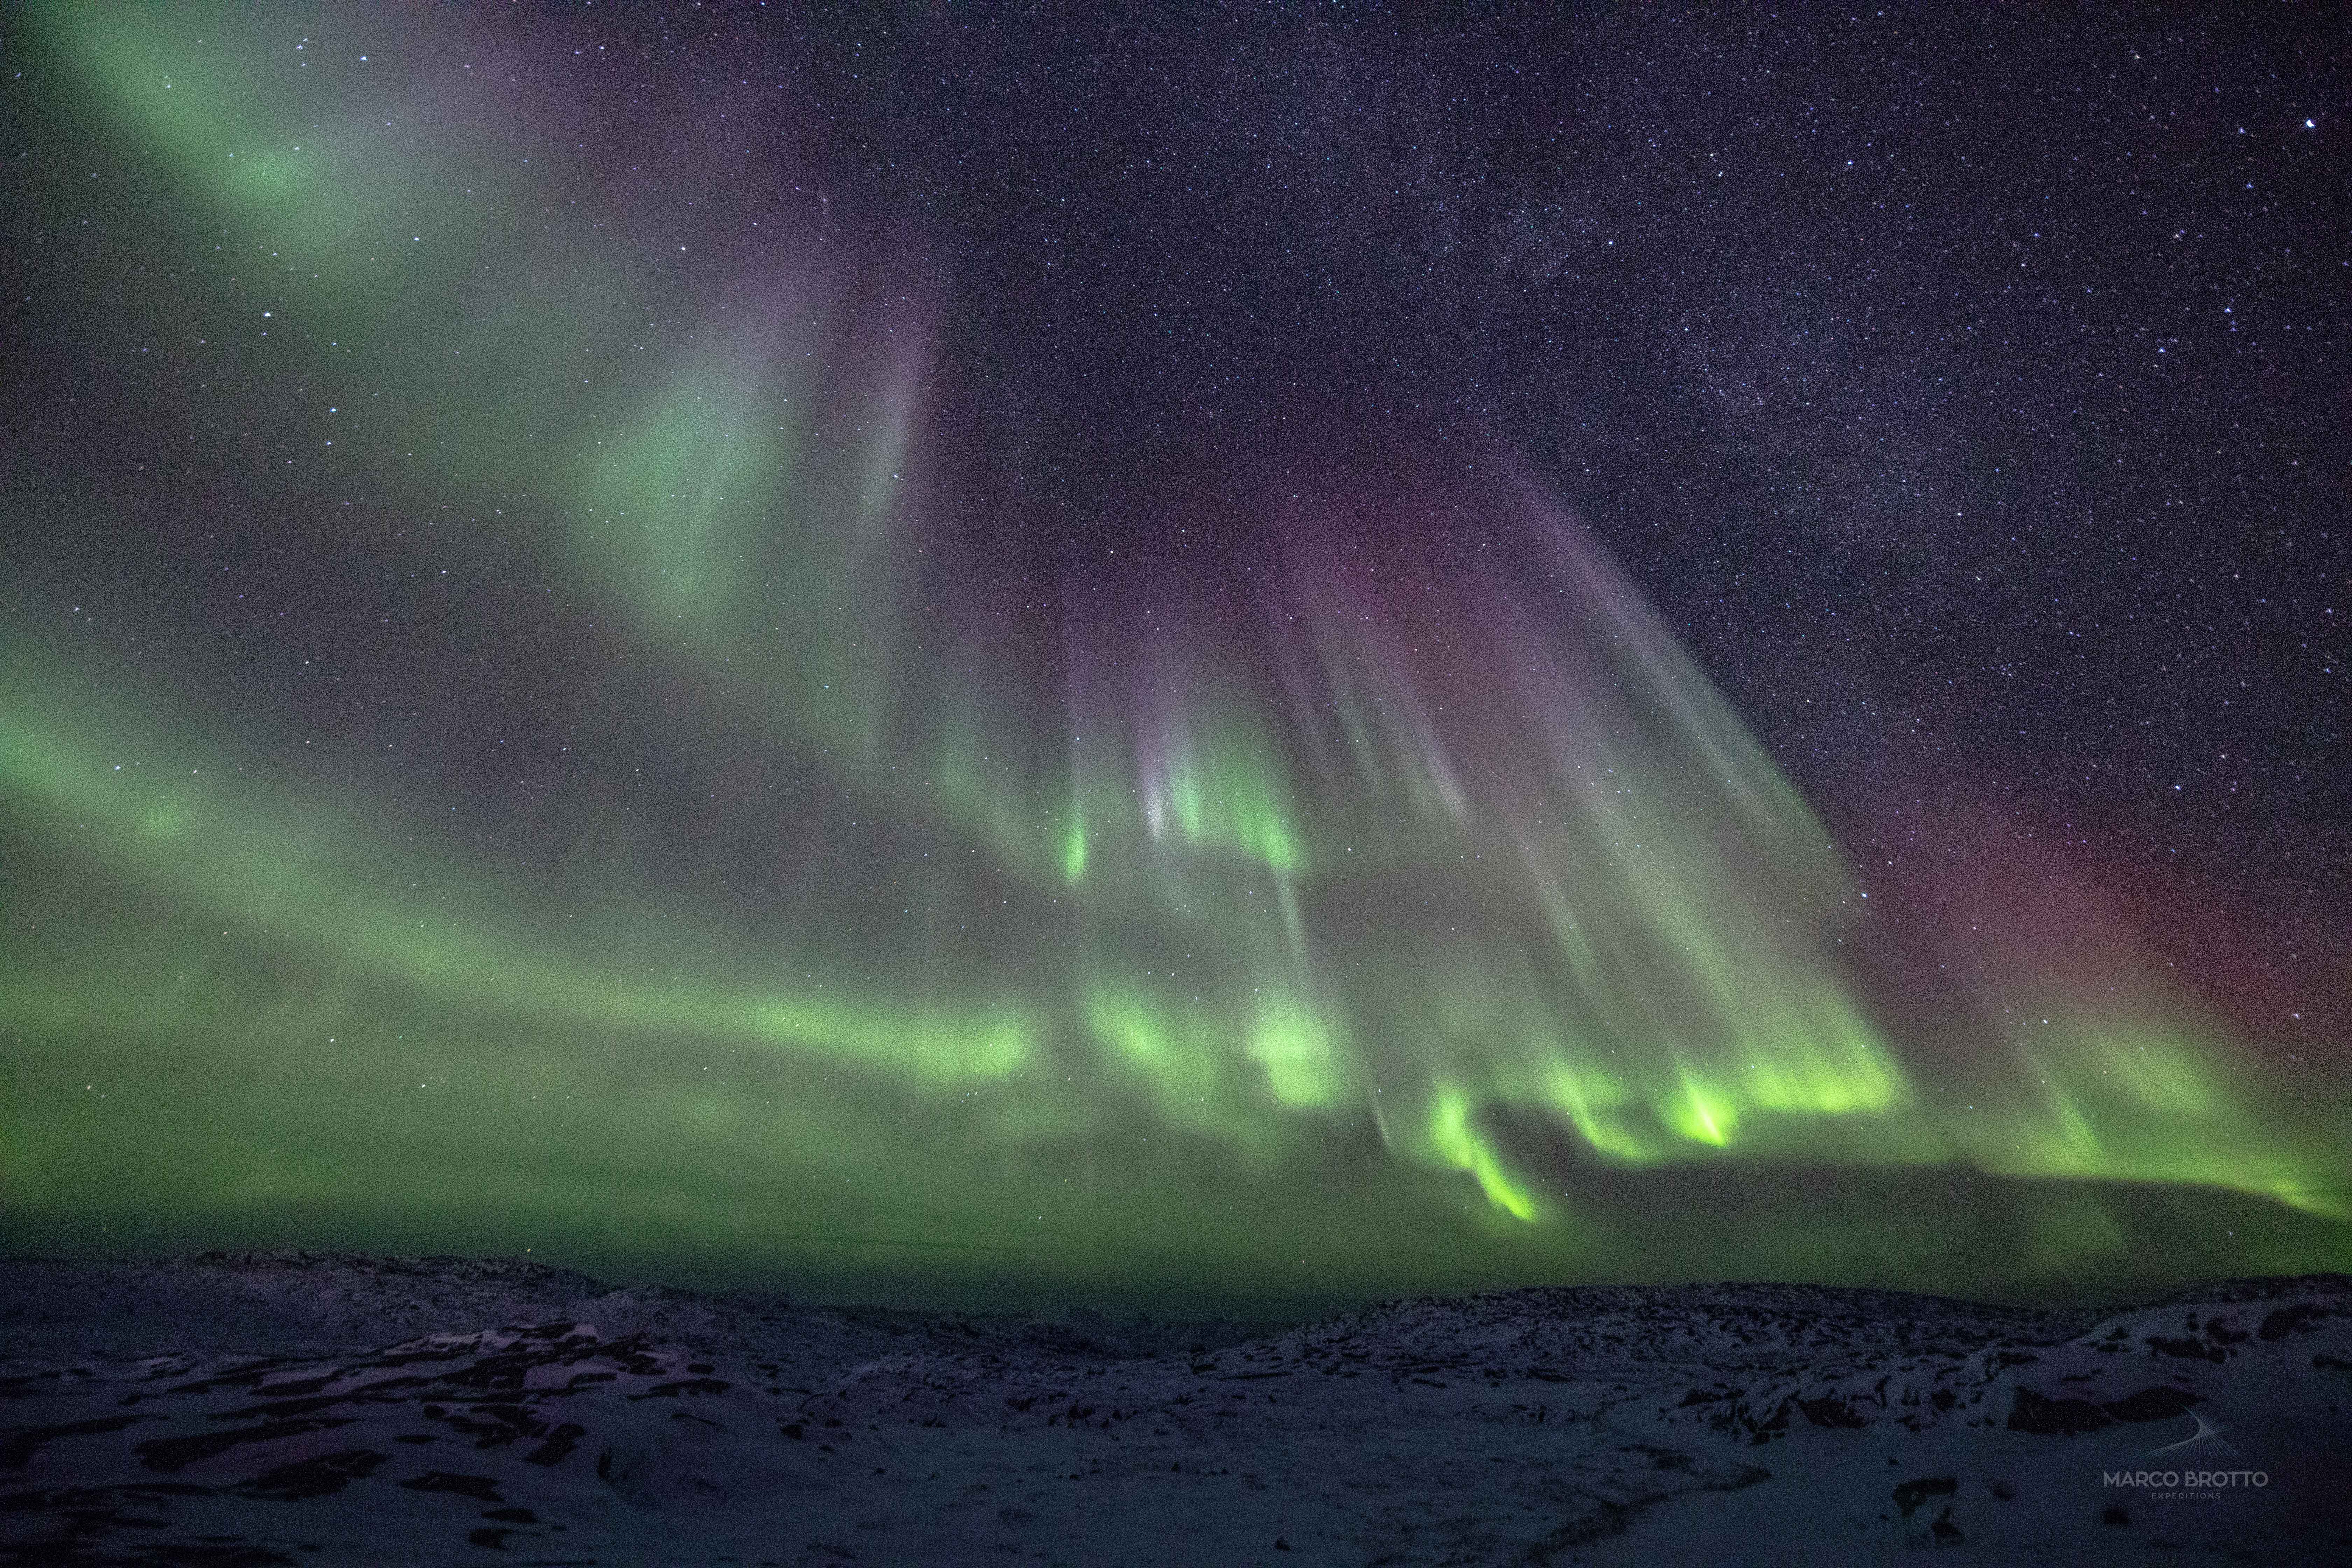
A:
[{"xmin": 2, "ymin": 1254, "xmax": 2346, "ymax": 1564}]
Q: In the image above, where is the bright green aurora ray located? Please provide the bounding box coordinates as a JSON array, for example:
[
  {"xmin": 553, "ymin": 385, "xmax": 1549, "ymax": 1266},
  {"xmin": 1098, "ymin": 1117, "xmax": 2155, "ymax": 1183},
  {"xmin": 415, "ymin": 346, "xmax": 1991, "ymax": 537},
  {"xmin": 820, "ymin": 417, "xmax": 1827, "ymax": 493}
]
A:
[{"xmin": 4, "ymin": 4, "xmax": 2345, "ymax": 1309}]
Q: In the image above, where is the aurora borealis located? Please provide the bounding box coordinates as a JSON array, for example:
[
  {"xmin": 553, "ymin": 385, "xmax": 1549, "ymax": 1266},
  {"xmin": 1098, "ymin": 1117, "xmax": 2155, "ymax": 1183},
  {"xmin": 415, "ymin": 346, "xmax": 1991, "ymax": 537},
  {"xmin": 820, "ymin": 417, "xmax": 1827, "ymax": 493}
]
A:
[{"xmin": 4, "ymin": 4, "xmax": 2346, "ymax": 1312}]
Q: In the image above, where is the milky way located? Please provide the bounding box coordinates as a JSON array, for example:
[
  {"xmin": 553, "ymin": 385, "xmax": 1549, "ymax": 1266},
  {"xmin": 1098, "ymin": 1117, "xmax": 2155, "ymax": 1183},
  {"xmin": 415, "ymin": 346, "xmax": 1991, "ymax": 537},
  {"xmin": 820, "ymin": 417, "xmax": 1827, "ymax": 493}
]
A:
[{"xmin": 4, "ymin": 5, "xmax": 2345, "ymax": 1310}]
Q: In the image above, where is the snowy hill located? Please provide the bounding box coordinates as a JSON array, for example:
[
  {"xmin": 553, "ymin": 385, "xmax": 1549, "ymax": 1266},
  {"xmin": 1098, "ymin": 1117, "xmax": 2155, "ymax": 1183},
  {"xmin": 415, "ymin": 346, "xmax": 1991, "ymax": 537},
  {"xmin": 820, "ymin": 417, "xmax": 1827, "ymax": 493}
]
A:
[{"xmin": 4, "ymin": 1254, "xmax": 2345, "ymax": 1564}]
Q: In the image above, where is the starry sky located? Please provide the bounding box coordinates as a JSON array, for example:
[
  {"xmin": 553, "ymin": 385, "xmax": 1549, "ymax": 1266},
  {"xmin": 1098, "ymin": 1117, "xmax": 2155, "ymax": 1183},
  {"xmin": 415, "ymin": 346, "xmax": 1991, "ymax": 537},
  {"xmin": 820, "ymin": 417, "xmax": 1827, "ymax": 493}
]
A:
[{"xmin": 4, "ymin": 3, "xmax": 2346, "ymax": 1314}]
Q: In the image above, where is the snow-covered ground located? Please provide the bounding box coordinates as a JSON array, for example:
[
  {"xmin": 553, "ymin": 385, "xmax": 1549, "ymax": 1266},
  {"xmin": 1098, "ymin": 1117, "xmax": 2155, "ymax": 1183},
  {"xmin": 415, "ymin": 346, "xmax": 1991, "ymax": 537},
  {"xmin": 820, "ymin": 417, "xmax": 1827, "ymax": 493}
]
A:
[{"xmin": 2, "ymin": 1254, "xmax": 2345, "ymax": 1564}]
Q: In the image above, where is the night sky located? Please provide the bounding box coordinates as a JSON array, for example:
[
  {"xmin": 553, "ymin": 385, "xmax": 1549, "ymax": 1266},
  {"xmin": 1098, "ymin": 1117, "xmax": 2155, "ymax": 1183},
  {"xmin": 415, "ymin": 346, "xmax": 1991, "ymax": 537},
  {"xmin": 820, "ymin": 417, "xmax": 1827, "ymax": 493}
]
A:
[{"xmin": 4, "ymin": 4, "xmax": 2346, "ymax": 1314}]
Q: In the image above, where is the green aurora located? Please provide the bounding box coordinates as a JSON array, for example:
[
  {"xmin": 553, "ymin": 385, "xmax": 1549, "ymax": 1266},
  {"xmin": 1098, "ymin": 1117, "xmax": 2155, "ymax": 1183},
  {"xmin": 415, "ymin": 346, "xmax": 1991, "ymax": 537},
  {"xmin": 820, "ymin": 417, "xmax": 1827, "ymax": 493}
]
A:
[{"xmin": 4, "ymin": 5, "xmax": 2346, "ymax": 1311}]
